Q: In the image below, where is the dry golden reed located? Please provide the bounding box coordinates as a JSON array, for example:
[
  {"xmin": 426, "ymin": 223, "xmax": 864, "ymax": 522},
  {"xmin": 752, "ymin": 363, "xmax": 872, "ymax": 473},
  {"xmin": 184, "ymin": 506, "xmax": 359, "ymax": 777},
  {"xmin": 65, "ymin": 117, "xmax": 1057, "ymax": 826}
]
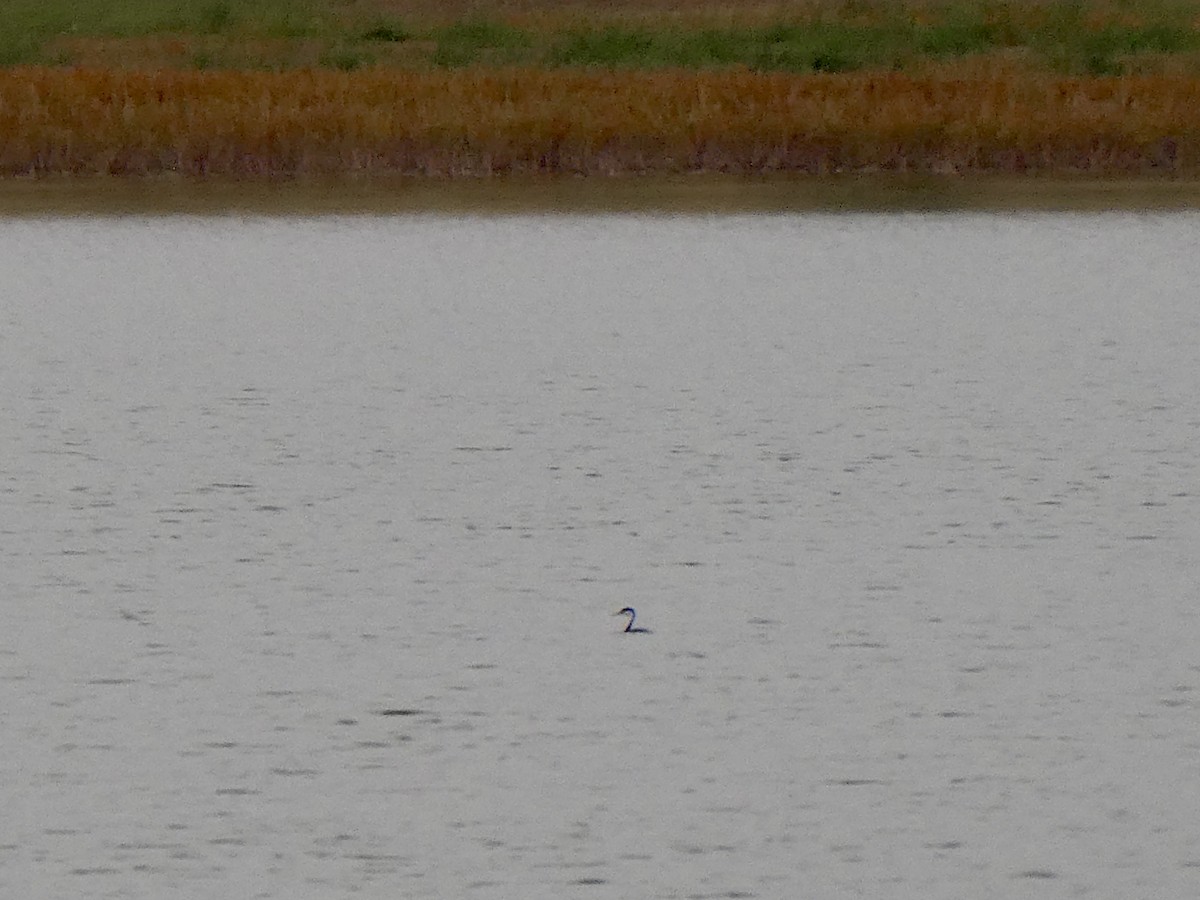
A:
[{"xmin": 2, "ymin": 66, "xmax": 1197, "ymax": 176}]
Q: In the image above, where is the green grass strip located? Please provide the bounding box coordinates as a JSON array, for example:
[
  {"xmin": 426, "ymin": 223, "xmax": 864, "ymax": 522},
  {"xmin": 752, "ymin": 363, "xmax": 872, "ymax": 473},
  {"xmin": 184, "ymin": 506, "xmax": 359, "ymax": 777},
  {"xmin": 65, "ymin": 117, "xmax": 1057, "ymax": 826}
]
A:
[{"xmin": 3, "ymin": 0, "xmax": 1200, "ymax": 74}]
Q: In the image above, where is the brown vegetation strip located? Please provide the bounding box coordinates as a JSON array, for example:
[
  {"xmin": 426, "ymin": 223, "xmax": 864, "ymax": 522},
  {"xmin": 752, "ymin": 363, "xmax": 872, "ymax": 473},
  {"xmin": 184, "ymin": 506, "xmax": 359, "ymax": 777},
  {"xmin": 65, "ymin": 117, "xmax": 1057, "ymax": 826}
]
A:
[{"xmin": 2, "ymin": 66, "xmax": 1197, "ymax": 177}]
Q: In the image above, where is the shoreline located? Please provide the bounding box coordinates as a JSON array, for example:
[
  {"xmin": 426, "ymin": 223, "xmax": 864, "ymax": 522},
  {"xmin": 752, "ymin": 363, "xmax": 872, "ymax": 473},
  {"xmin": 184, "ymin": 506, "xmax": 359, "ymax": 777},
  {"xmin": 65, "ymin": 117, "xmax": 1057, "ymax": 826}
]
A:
[
  {"xmin": 5, "ymin": 173, "xmax": 1200, "ymax": 216},
  {"xmin": 7, "ymin": 0, "xmax": 1200, "ymax": 198}
]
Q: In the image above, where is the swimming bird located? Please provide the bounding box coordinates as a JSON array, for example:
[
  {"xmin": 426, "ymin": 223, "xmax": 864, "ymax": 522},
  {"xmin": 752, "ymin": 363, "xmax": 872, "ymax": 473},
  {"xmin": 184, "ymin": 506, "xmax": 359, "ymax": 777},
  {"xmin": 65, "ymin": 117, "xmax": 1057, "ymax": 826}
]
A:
[{"xmin": 615, "ymin": 606, "xmax": 651, "ymax": 634}]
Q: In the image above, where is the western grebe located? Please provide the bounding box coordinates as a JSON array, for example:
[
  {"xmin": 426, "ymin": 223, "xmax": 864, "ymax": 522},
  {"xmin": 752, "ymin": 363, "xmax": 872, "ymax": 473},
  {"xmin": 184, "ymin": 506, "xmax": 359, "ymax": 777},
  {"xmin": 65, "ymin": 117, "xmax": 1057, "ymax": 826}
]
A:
[{"xmin": 615, "ymin": 606, "xmax": 650, "ymax": 634}]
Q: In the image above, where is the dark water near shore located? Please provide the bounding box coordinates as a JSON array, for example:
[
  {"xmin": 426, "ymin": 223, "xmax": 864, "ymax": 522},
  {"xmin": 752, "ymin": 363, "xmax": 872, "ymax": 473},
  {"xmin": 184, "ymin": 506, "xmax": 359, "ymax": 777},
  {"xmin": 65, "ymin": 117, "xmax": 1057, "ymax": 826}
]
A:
[
  {"xmin": 4, "ymin": 175, "xmax": 1200, "ymax": 217},
  {"xmin": 2, "ymin": 210, "xmax": 1199, "ymax": 898}
]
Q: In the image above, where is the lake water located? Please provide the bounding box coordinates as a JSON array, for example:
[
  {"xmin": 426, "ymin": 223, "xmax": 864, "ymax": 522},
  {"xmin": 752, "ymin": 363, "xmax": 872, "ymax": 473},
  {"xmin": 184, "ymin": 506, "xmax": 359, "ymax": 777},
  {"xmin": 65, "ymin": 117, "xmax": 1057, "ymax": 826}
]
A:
[{"xmin": 2, "ymin": 210, "xmax": 1199, "ymax": 899}]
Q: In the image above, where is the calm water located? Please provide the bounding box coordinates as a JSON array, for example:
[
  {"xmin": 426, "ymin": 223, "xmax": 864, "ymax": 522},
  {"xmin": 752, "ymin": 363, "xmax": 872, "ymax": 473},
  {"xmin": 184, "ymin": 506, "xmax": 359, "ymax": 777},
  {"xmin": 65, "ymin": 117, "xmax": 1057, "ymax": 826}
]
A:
[{"xmin": 2, "ymin": 212, "xmax": 1199, "ymax": 899}]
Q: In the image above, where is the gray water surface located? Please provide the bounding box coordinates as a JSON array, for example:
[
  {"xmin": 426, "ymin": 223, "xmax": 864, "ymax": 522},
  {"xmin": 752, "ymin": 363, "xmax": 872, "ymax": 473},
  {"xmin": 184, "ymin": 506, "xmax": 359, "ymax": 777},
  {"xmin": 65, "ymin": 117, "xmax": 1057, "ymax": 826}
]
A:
[{"xmin": 2, "ymin": 212, "xmax": 1199, "ymax": 899}]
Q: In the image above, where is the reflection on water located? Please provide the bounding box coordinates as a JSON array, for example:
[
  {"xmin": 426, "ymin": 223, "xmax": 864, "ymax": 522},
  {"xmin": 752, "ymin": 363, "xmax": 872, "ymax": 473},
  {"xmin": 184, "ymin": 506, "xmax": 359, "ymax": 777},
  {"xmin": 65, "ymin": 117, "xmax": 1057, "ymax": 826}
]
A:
[
  {"xmin": 5, "ymin": 175, "xmax": 1200, "ymax": 217},
  {"xmin": 2, "ymin": 212, "xmax": 1200, "ymax": 899}
]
